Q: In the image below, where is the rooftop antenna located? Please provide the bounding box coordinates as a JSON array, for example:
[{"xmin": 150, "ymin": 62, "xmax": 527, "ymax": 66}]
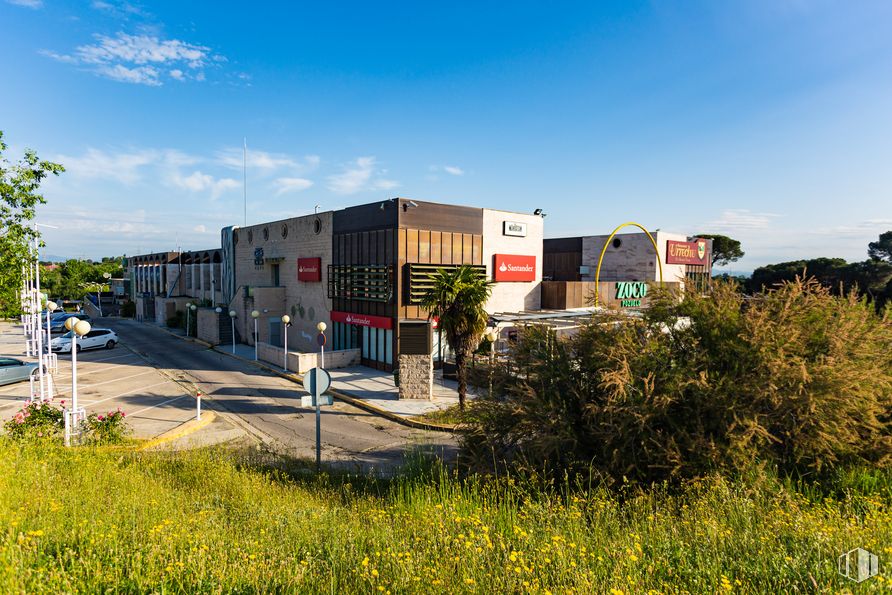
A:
[{"xmin": 243, "ymin": 137, "xmax": 248, "ymax": 227}]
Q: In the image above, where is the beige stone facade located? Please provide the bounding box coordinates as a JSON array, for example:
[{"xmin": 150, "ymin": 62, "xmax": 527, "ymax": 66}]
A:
[
  {"xmin": 229, "ymin": 212, "xmax": 333, "ymax": 353},
  {"xmin": 581, "ymin": 231, "xmax": 689, "ymax": 284},
  {"xmin": 482, "ymin": 209, "xmax": 543, "ymax": 313}
]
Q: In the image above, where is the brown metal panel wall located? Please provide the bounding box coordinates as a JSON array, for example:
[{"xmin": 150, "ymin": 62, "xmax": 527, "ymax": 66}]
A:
[
  {"xmin": 462, "ymin": 235, "xmax": 473, "ymax": 264},
  {"xmin": 452, "ymin": 232, "xmax": 462, "ymax": 263},
  {"xmin": 430, "ymin": 231, "xmax": 442, "ymax": 263},
  {"xmin": 472, "ymin": 235, "xmax": 482, "ymax": 265},
  {"xmin": 441, "ymin": 233, "xmax": 453, "ymax": 265},
  {"xmin": 398, "ymin": 199, "xmax": 483, "ymax": 235},
  {"xmin": 418, "ymin": 230, "xmax": 431, "ymax": 263}
]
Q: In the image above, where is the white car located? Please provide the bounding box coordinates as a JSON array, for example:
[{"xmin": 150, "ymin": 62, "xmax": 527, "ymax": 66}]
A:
[{"xmin": 51, "ymin": 328, "xmax": 118, "ymax": 353}]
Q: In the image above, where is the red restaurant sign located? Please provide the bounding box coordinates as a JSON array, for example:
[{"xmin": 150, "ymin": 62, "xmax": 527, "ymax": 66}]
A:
[
  {"xmin": 493, "ymin": 254, "xmax": 536, "ymax": 282},
  {"xmin": 297, "ymin": 257, "xmax": 322, "ymax": 282},
  {"xmin": 331, "ymin": 310, "xmax": 393, "ymax": 329},
  {"xmin": 666, "ymin": 240, "xmax": 709, "ymax": 266}
]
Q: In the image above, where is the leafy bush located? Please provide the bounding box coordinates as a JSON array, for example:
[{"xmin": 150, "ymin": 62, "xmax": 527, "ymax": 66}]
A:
[
  {"xmin": 3, "ymin": 399, "xmax": 64, "ymax": 439},
  {"xmin": 462, "ymin": 278, "xmax": 892, "ymax": 484},
  {"xmin": 85, "ymin": 409, "xmax": 129, "ymax": 445},
  {"xmin": 4, "ymin": 400, "xmax": 129, "ymax": 445}
]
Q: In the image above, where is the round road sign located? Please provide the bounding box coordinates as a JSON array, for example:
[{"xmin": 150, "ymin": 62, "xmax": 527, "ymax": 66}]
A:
[{"xmin": 302, "ymin": 367, "xmax": 331, "ymax": 396}]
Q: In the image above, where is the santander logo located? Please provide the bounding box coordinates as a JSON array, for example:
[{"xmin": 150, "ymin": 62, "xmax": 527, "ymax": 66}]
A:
[{"xmin": 493, "ymin": 254, "xmax": 536, "ymax": 282}]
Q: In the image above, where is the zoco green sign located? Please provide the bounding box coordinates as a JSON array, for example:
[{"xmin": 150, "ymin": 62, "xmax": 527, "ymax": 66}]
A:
[{"xmin": 614, "ymin": 282, "xmax": 648, "ymax": 307}]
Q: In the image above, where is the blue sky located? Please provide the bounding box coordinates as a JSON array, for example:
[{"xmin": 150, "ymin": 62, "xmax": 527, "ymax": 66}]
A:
[{"xmin": 2, "ymin": 0, "xmax": 891, "ymax": 270}]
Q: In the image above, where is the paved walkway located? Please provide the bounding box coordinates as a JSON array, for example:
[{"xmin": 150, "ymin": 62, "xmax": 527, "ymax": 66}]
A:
[{"xmin": 169, "ymin": 326, "xmax": 474, "ymax": 419}]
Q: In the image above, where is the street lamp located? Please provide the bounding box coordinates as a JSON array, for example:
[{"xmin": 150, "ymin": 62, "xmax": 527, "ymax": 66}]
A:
[
  {"xmin": 189, "ymin": 304, "xmax": 197, "ymax": 337},
  {"xmin": 45, "ymin": 300, "xmax": 57, "ymax": 375},
  {"xmin": 228, "ymin": 310, "xmax": 237, "ymax": 354},
  {"xmin": 282, "ymin": 314, "xmax": 291, "ymax": 372},
  {"xmin": 185, "ymin": 302, "xmax": 192, "ymax": 337},
  {"xmin": 64, "ymin": 319, "xmax": 91, "ymax": 446},
  {"xmin": 485, "ymin": 329, "xmax": 498, "ymax": 399},
  {"xmin": 251, "ymin": 310, "xmax": 260, "ymax": 360},
  {"xmin": 317, "ymin": 321, "xmax": 327, "ymax": 369},
  {"xmin": 98, "ymin": 272, "xmax": 111, "ymax": 317}
]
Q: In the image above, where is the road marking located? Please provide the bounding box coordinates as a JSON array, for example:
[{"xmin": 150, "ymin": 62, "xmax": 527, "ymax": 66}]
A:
[
  {"xmin": 78, "ymin": 380, "xmax": 176, "ymax": 408},
  {"xmin": 127, "ymin": 395, "xmax": 187, "ymax": 418},
  {"xmin": 51, "ymin": 370, "xmax": 156, "ymax": 396},
  {"xmin": 78, "ymin": 353, "xmax": 138, "ymax": 364}
]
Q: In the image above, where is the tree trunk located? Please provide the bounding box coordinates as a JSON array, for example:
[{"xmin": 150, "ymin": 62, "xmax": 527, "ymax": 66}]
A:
[{"xmin": 455, "ymin": 351, "xmax": 467, "ymax": 410}]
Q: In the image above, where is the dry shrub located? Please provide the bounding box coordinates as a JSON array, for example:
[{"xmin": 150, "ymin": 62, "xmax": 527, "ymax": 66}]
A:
[{"xmin": 462, "ymin": 278, "xmax": 892, "ymax": 483}]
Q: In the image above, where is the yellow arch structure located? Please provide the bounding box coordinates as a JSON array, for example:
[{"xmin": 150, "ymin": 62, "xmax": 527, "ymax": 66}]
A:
[{"xmin": 594, "ymin": 222, "xmax": 664, "ymax": 306}]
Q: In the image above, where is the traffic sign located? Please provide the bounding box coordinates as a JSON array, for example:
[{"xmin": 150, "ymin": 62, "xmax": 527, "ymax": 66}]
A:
[{"xmin": 302, "ymin": 367, "xmax": 331, "ymax": 396}]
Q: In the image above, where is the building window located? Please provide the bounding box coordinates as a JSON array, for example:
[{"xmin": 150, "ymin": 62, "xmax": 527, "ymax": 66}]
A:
[
  {"xmin": 612, "ymin": 237, "xmax": 622, "ymax": 249},
  {"xmin": 281, "ymin": 224, "xmax": 288, "ymax": 239},
  {"xmin": 247, "ymin": 230, "xmax": 254, "ymax": 244},
  {"xmin": 262, "ymin": 227, "xmax": 269, "ymax": 241},
  {"xmin": 313, "ymin": 218, "xmax": 322, "ymax": 234}
]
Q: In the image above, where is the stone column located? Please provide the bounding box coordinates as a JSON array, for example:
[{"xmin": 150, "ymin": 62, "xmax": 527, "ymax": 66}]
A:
[{"xmin": 398, "ymin": 354, "xmax": 433, "ymax": 400}]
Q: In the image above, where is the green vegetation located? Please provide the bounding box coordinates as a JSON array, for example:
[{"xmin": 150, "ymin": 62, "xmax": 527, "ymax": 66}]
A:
[
  {"xmin": 40, "ymin": 257, "xmax": 125, "ymax": 303},
  {"xmin": 1, "ymin": 440, "xmax": 890, "ymax": 593},
  {"xmin": 694, "ymin": 233, "xmax": 745, "ymax": 267},
  {"xmin": 0, "ymin": 130, "xmax": 64, "ymax": 318},
  {"xmin": 419, "ymin": 265, "xmax": 493, "ymax": 410},
  {"xmin": 463, "ymin": 278, "xmax": 892, "ymax": 484}
]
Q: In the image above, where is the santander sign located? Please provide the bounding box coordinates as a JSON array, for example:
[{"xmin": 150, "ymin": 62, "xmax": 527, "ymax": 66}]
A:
[
  {"xmin": 297, "ymin": 257, "xmax": 321, "ymax": 282},
  {"xmin": 493, "ymin": 254, "xmax": 536, "ymax": 282}
]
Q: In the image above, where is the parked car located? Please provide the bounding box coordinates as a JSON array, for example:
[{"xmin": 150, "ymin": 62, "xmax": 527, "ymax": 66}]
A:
[
  {"xmin": 0, "ymin": 357, "xmax": 39, "ymax": 387},
  {"xmin": 49, "ymin": 313, "xmax": 91, "ymax": 333},
  {"xmin": 51, "ymin": 328, "xmax": 118, "ymax": 353}
]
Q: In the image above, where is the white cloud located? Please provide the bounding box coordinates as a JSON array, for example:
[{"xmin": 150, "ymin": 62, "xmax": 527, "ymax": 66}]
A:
[
  {"xmin": 701, "ymin": 209, "xmax": 781, "ymax": 233},
  {"xmin": 273, "ymin": 177, "xmax": 314, "ymax": 196},
  {"xmin": 216, "ymin": 148, "xmax": 319, "ymax": 173},
  {"xmin": 169, "ymin": 170, "xmax": 240, "ymax": 199},
  {"xmin": 443, "ymin": 165, "xmax": 464, "ymax": 176},
  {"xmin": 327, "ymin": 156, "xmax": 399, "ymax": 195},
  {"xmin": 41, "ymin": 32, "xmax": 222, "ymax": 86},
  {"xmin": 55, "ymin": 147, "xmax": 158, "ymax": 185},
  {"xmin": 7, "ymin": 0, "xmax": 42, "ymax": 7},
  {"xmin": 193, "ymin": 224, "xmax": 207, "ymax": 233}
]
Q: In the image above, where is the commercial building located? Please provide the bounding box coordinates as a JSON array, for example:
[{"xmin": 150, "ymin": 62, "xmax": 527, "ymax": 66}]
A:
[
  {"xmin": 542, "ymin": 231, "xmax": 711, "ymax": 309},
  {"xmin": 223, "ymin": 198, "xmax": 543, "ymax": 372}
]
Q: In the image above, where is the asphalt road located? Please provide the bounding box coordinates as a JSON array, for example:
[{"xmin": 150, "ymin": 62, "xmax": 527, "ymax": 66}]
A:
[{"xmin": 101, "ymin": 318, "xmax": 457, "ymax": 470}]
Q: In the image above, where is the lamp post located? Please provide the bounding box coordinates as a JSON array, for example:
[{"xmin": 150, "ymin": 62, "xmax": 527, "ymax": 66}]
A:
[
  {"xmin": 190, "ymin": 304, "xmax": 197, "ymax": 337},
  {"xmin": 316, "ymin": 321, "xmax": 327, "ymax": 470},
  {"xmin": 282, "ymin": 314, "xmax": 291, "ymax": 372},
  {"xmin": 229, "ymin": 310, "xmax": 237, "ymax": 354},
  {"xmin": 485, "ymin": 329, "xmax": 498, "ymax": 399},
  {"xmin": 251, "ymin": 310, "xmax": 260, "ymax": 360},
  {"xmin": 98, "ymin": 272, "xmax": 111, "ymax": 316},
  {"xmin": 64, "ymin": 318, "xmax": 90, "ymax": 446},
  {"xmin": 45, "ymin": 300, "xmax": 57, "ymax": 377},
  {"xmin": 185, "ymin": 302, "xmax": 192, "ymax": 337}
]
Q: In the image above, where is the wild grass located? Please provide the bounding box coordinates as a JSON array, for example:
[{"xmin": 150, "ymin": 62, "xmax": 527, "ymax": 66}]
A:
[{"xmin": 1, "ymin": 439, "xmax": 891, "ymax": 593}]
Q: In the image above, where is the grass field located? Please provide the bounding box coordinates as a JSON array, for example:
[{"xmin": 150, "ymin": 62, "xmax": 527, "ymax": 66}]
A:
[{"xmin": 1, "ymin": 439, "xmax": 890, "ymax": 593}]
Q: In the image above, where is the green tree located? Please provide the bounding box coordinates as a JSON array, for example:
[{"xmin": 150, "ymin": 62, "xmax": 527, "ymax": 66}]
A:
[
  {"xmin": 0, "ymin": 131, "xmax": 64, "ymax": 317},
  {"xmin": 419, "ymin": 265, "xmax": 493, "ymax": 410},
  {"xmin": 694, "ymin": 234, "xmax": 745, "ymax": 267},
  {"xmin": 868, "ymin": 231, "xmax": 892, "ymax": 262}
]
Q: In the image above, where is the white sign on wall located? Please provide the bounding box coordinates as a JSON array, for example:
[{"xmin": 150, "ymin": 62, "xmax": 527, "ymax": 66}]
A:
[{"xmin": 503, "ymin": 221, "xmax": 527, "ymax": 237}]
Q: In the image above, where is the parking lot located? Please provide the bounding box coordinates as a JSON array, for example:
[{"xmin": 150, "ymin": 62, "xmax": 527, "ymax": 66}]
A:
[{"xmin": 0, "ymin": 322, "xmax": 200, "ymax": 439}]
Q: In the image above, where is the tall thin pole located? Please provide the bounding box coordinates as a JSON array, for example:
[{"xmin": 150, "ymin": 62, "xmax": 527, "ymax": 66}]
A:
[
  {"xmin": 33, "ymin": 238, "xmax": 45, "ymax": 402},
  {"xmin": 243, "ymin": 137, "xmax": 247, "ymax": 227},
  {"xmin": 317, "ymin": 340, "xmax": 324, "ymax": 471}
]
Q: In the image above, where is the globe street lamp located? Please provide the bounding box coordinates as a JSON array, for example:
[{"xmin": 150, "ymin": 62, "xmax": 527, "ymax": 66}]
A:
[
  {"xmin": 485, "ymin": 329, "xmax": 498, "ymax": 399},
  {"xmin": 45, "ymin": 300, "xmax": 58, "ymax": 376},
  {"xmin": 281, "ymin": 314, "xmax": 291, "ymax": 372},
  {"xmin": 228, "ymin": 310, "xmax": 237, "ymax": 354},
  {"xmin": 189, "ymin": 304, "xmax": 197, "ymax": 337},
  {"xmin": 316, "ymin": 321, "xmax": 327, "ymax": 369},
  {"xmin": 185, "ymin": 302, "xmax": 192, "ymax": 337},
  {"xmin": 64, "ymin": 319, "xmax": 91, "ymax": 446},
  {"xmin": 315, "ymin": 320, "xmax": 327, "ymax": 471},
  {"xmin": 98, "ymin": 272, "xmax": 111, "ymax": 317},
  {"xmin": 251, "ymin": 310, "xmax": 260, "ymax": 360}
]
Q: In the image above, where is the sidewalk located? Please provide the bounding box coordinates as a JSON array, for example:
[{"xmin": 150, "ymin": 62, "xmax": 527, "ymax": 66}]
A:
[{"xmin": 167, "ymin": 326, "xmax": 470, "ymax": 424}]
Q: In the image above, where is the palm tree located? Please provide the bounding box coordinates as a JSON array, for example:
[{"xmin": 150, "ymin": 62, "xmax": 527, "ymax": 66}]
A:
[{"xmin": 419, "ymin": 265, "xmax": 493, "ymax": 410}]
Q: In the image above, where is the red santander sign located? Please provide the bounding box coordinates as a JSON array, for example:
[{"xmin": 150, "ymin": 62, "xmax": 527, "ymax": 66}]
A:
[
  {"xmin": 297, "ymin": 257, "xmax": 322, "ymax": 282},
  {"xmin": 331, "ymin": 310, "xmax": 393, "ymax": 329},
  {"xmin": 666, "ymin": 240, "xmax": 709, "ymax": 266},
  {"xmin": 493, "ymin": 254, "xmax": 536, "ymax": 282}
]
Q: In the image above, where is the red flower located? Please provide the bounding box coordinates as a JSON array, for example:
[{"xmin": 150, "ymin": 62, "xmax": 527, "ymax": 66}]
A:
[{"xmin": 97, "ymin": 415, "xmax": 104, "ymax": 421}]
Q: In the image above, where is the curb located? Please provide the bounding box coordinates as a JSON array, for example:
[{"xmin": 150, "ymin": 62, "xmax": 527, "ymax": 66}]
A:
[
  {"xmin": 138, "ymin": 411, "xmax": 216, "ymax": 450},
  {"xmin": 146, "ymin": 322, "xmax": 456, "ymax": 432}
]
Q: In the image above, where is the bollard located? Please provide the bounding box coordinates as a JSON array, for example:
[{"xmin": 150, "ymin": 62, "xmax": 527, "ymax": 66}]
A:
[{"xmin": 196, "ymin": 391, "xmax": 202, "ymax": 421}]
